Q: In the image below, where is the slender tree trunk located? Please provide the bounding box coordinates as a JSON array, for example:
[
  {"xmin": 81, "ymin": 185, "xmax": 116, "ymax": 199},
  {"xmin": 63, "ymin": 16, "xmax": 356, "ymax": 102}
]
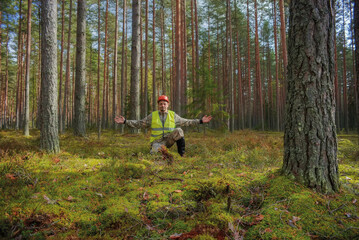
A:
[
  {"xmin": 283, "ymin": 0, "xmax": 339, "ymax": 193},
  {"xmin": 273, "ymin": 0, "xmax": 280, "ymax": 131},
  {"xmin": 40, "ymin": 0, "xmax": 60, "ymax": 153},
  {"xmin": 355, "ymin": 0, "xmax": 359, "ymax": 141},
  {"xmin": 254, "ymin": 0, "xmax": 263, "ymax": 131},
  {"xmin": 113, "ymin": 0, "xmax": 119, "ymax": 129},
  {"xmin": 246, "ymin": 0, "xmax": 251, "ymax": 129},
  {"xmin": 342, "ymin": 0, "xmax": 349, "ymax": 132},
  {"xmin": 161, "ymin": 1, "xmax": 165, "ymax": 95},
  {"xmin": 191, "ymin": 0, "xmax": 195, "ymax": 97},
  {"xmin": 350, "ymin": 2, "xmax": 358, "ymax": 128},
  {"xmin": 227, "ymin": 0, "xmax": 234, "ymax": 132},
  {"xmin": 181, "ymin": 0, "xmax": 187, "ymax": 114},
  {"xmin": 63, "ymin": 0, "xmax": 72, "ymax": 132},
  {"xmin": 120, "ymin": 0, "xmax": 127, "ymax": 133},
  {"xmin": 74, "ymin": 0, "xmax": 86, "ymax": 136},
  {"xmin": 194, "ymin": 0, "xmax": 199, "ymax": 88},
  {"xmin": 102, "ymin": 0, "xmax": 109, "ymax": 129},
  {"xmin": 16, "ymin": 0, "xmax": 22, "ymax": 130},
  {"xmin": 334, "ymin": 23, "xmax": 340, "ymax": 131},
  {"xmin": 24, "ymin": 0, "xmax": 32, "ymax": 136},
  {"xmin": 144, "ymin": 0, "xmax": 149, "ymax": 117},
  {"xmin": 130, "ymin": 0, "xmax": 141, "ymax": 134},
  {"xmin": 152, "ymin": 0, "xmax": 156, "ymax": 111},
  {"xmin": 3, "ymin": 28, "xmax": 9, "ymax": 129},
  {"xmin": 175, "ymin": 0, "xmax": 182, "ymax": 114},
  {"xmin": 279, "ymin": 0, "xmax": 288, "ymax": 106},
  {"xmin": 97, "ymin": 0, "xmax": 101, "ymax": 137},
  {"xmin": 59, "ymin": 0, "xmax": 65, "ymax": 133},
  {"xmin": 36, "ymin": 6, "xmax": 41, "ymax": 129},
  {"xmin": 88, "ymin": 45, "xmax": 92, "ymax": 126}
]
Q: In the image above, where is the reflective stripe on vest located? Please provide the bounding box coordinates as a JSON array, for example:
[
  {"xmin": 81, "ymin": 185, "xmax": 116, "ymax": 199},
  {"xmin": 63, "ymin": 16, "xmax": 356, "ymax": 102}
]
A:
[{"xmin": 150, "ymin": 110, "xmax": 176, "ymax": 143}]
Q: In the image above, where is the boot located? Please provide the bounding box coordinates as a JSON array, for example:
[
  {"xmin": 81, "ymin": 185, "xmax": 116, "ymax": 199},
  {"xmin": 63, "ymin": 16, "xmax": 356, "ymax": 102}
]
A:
[{"xmin": 176, "ymin": 137, "xmax": 185, "ymax": 157}]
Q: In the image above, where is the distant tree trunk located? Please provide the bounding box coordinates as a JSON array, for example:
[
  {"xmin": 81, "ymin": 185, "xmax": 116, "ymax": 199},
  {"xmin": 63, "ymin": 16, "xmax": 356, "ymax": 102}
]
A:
[
  {"xmin": 97, "ymin": 0, "xmax": 101, "ymax": 137},
  {"xmin": 102, "ymin": 0, "xmax": 109, "ymax": 129},
  {"xmin": 279, "ymin": 0, "xmax": 288, "ymax": 106},
  {"xmin": 16, "ymin": 0, "xmax": 23, "ymax": 130},
  {"xmin": 152, "ymin": 0, "xmax": 156, "ymax": 111},
  {"xmin": 283, "ymin": 0, "xmax": 339, "ymax": 193},
  {"xmin": 161, "ymin": 1, "xmax": 165, "ymax": 95},
  {"xmin": 130, "ymin": 0, "xmax": 141, "ymax": 134},
  {"xmin": 144, "ymin": 0, "xmax": 149, "ymax": 117},
  {"xmin": 113, "ymin": 0, "xmax": 119, "ymax": 129},
  {"xmin": 24, "ymin": 0, "xmax": 32, "ymax": 136},
  {"xmin": 350, "ymin": 2, "xmax": 357, "ymax": 128},
  {"xmin": 342, "ymin": 0, "xmax": 348, "ymax": 133},
  {"xmin": 40, "ymin": 0, "xmax": 60, "ymax": 153},
  {"xmin": 194, "ymin": 0, "xmax": 199, "ymax": 88},
  {"xmin": 63, "ymin": 0, "xmax": 72, "ymax": 132},
  {"xmin": 181, "ymin": 0, "xmax": 187, "ymax": 114},
  {"xmin": 246, "ymin": 0, "xmax": 251, "ymax": 129},
  {"xmin": 355, "ymin": 0, "xmax": 359, "ymax": 140},
  {"xmin": 191, "ymin": 0, "xmax": 195, "ymax": 96},
  {"xmin": 227, "ymin": 0, "xmax": 234, "ymax": 132},
  {"xmin": 175, "ymin": 0, "xmax": 182, "ymax": 114},
  {"xmin": 120, "ymin": 0, "xmax": 127, "ymax": 133},
  {"xmin": 254, "ymin": 0, "xmax": 263, "ymax": 131},
  {"xmin": 273, "ymin": 0, "xmax": 280, "ymax": 131},
  {"xmin": 334, "ymin": 23, "xmax": 340, "ymax": 131},
  {"xmin": 36, "ymin": 6, "xmax": 41, "ymax": 129},
  {"xmin": 59, "ymin": 0, "xmax": 65, "ymax": 133},
  {"xmin": 3, "ymin": 28, "xmax": 9, "ymax": 129},
  {"xmin": 74, "ymin": 0, "xmax": 86, "ymax": 137},
  {"xmin": 88, "ymin": 45, "xmax": 92, "ymax": 126}
]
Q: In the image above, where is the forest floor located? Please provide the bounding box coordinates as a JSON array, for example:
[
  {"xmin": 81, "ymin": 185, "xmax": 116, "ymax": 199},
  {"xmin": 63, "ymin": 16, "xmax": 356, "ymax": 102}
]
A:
[{"xmin": 0, "ymin": 129, "xmax": 359, "ymax": 239}]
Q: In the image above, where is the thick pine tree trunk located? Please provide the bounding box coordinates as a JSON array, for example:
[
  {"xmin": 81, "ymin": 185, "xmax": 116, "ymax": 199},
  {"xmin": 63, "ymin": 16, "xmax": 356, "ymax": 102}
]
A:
[
  {"xmin": 130, "ymin": 0, "xmax": 141, "ymax": 134},
  {"xmin": 283, "ymin": 0, "xmax": 339, "ymax": 194},
  {"xmin": 74, "ymin": 0, "xmax": 86, "ymax": 137},
  {"xmin": 40, "ymin": 0, "xmax": 60, "ymax": 153},
  {"xmin": 254, "ymin": 0, "xmax": 263, "ymax": 131}
]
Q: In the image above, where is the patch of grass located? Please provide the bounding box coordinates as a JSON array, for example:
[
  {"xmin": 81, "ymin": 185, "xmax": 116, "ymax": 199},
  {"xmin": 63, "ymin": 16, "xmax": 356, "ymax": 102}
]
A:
[{"xmin": 0, "ymin": 130, "xmax": 358, "ymax": 239}]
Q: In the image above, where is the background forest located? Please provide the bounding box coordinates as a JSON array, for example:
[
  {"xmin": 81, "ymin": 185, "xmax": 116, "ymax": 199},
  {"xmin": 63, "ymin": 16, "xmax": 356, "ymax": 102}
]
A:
[{"xmin": 0, "ymin": 0, "xmax": 357, "ymax": 133}]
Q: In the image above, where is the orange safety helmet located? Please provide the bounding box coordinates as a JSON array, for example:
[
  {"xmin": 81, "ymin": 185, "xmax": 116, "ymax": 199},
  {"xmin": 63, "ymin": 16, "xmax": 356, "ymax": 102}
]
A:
[{"xmin": 157, "ymin": 95, "xmax": 169, "ymax": 103}]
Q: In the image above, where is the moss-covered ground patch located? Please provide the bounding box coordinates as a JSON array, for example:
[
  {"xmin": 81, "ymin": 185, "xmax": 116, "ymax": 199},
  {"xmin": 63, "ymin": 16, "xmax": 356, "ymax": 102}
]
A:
[{"xmin": 0, "ymin": 129, "xmax": 358, "ymax": 239}]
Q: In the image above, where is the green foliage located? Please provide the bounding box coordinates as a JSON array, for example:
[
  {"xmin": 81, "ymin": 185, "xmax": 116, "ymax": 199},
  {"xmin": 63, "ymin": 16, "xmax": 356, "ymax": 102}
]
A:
[{"xmin": 0, "ymin": 130, "xmax": 358, "ymax": 239}]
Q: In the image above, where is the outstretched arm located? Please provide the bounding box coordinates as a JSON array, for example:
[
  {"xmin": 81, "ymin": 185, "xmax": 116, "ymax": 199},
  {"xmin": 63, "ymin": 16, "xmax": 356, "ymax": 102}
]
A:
[
  {"xmin": 175, "ymin": 114, "xmax": 213, "ymax": 127},
  {"xmin": 114, "ymin": 114, "xmax": 152, "ymax": 129}
]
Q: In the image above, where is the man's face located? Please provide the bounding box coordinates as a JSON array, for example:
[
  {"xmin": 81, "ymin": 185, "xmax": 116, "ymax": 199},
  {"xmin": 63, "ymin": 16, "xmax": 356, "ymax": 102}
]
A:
[{"xmin": 158, "ymin": 101, "xmax": 169, "ymax": 113}]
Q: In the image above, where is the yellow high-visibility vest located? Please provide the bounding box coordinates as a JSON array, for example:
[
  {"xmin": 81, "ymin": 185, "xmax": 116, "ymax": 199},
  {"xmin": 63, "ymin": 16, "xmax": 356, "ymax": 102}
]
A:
[{"xmin": 150, "ymin": 110, "xmax": 176, "ymax": 142}]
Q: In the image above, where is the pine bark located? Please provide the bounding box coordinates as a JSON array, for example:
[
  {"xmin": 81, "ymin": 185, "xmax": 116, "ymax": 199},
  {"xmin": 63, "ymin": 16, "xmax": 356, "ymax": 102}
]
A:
[
  {"xmin": 120, "ymin": 0, "xmax": 127, "ymax": 133},
  {"xmin": 246, "ymin": 0, "xmax": 251, "ymax": 129},
  {"xmin": 40, "ymin": 0, "xmax": 60, "ymax": 153},
  {"xmin": 355, "ymin": 0, "xmax": 359, "ymax": 140},
  {"xmin": 74, "ymin": 0, "xmax": 86, "ymax": 136},
  {"xmin": 102, "ymin": 0, "xmax": 109, "ymax": 129},
  {"xmin": 130, "ymin": 0, "xmax": 141, "ymax": 133},
  {"xmin": 97, "ymin": 0, "xmax": 101, "ymax": 137},
  {"xmin": 24, "ymin": 0, "xmax": 32, "ymax": 136},
  {"xmin": 59, "ymin": 0, "xmax": 65, "ymax": 132},
  {"xmin": 342, "ymin": 0, "xmax": 348, "ymax": 132},
  {"xmin": 144, "ymin": 0, "xmax": 149, "ymax": 117},
  {"xmin": 62, "ymin": 0, "xmax": 72, "ymax": 132},
  {"xmin": 113, "ymin": 0, "xmax": 119, "ymax": 129},
  {"xmin": 175, "ymin": 0, "xmax": 182, "ymax": 114},
  {"xmin": 283, "ymin": 0, "xmax": 339, "ymax": 193},
  {"xmin": 16, "ymin": 0, "xmax": 22, "ymax": 130},
  {"xmin": 152, "ymin": 0, "xmax": 156, "ymax": 111},
  {"xmin": 254, "ymin": 0, "xmax": 263, "ymax": 131}
]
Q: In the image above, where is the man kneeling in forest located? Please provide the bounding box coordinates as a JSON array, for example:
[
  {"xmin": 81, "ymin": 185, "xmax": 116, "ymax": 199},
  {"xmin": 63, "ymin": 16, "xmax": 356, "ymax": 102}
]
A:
[{"xmin": 114, "ymin": 95, "xmax": 213, "ymax": 156}]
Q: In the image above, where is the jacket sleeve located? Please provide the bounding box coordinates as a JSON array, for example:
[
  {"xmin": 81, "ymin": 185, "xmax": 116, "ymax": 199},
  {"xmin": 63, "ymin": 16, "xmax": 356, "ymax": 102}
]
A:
[
  {"xmin": 174, "ymin": 113, "xmax": 201, "ymax": 127},
  {"xmin": 125, "ymin": 113, "xmax": 152, "ymax": 129}
]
